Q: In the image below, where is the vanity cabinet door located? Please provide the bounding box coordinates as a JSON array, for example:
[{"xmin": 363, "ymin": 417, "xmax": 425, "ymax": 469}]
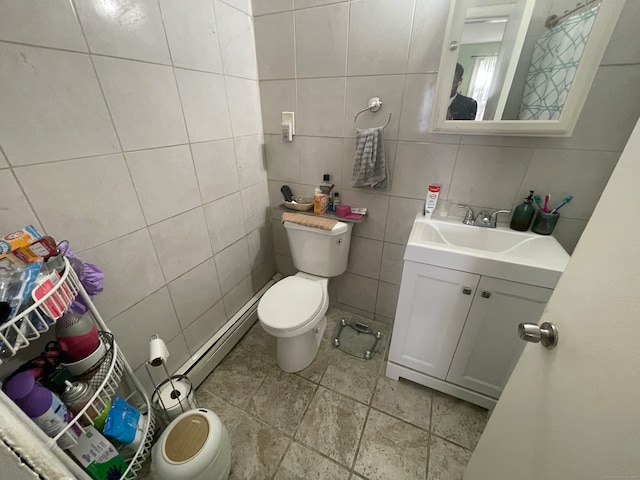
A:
[
  {"xmin": 446, "ymin": 276, "xmax": 553, "ymax": 398},
  {"xmin": 388, "ymin": 262, "xmax": 479, "ymax": 380}
]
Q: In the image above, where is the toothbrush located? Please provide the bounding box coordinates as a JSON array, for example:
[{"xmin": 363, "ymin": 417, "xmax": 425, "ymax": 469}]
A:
[
  {"xmin": 543, "ymin": 194, "xmax": 550, "ymax": 213},
  {"xmin": 533, "ymin": 194, "xmax": 544, "ymax": 210},
  {"xmin": 550, "ymin": 195, "xmax": 573, "ymax": 214}
]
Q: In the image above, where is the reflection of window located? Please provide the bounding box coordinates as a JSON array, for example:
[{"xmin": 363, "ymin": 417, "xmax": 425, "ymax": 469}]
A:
[{"xmin": 467, "ymin": 55, "xmax": 498, "ymax": 120}]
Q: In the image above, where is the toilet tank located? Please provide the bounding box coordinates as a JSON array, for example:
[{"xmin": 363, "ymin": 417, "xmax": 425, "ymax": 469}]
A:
[{"xmin": 283, "ymin": 221, "xmax": 353, "ymax": 277}]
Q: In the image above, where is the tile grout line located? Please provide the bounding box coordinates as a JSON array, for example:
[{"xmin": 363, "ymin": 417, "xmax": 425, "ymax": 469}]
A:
[
  {"xmin": 201, "ymin": 308, "xmax": 481, "ymax": 476},
  {"xmin": 67, "ymin": 0, "xmax": 172, "ymax": 292}
]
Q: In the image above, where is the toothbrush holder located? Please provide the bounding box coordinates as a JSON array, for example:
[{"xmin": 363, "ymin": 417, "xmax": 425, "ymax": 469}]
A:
[{"xmin": 531, "ymin": 211, "xmax": 560, "ymax": 235}]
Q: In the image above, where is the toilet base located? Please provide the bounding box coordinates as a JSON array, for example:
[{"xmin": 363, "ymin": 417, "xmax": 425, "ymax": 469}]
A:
[{"xmin": 276, "ymin": 316, "xmax": 326, "ymax": 372}]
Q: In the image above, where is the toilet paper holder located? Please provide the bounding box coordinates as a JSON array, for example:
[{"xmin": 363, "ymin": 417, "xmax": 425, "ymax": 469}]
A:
[{"xmin": 145, "ymin": 335, "xmax": 198, "ymax": 427}]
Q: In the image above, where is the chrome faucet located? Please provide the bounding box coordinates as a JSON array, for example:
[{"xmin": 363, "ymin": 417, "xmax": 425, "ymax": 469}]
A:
[
  {"xmin": 457, "ymin": 204, "xmax": 475, "ymax": 225},
  {"xmin": 475, "ymin": 209, "xmax": 511, "ymax": 228},
  {"xmin": 457, "ymin": 204, "xmax": 511, "ymax": 228}
]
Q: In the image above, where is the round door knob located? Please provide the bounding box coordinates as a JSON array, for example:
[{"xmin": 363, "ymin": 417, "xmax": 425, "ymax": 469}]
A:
[
  {"xmin": 449, "ymin": 41, "xmax": 460, "ymax": 51},
  {"xmin": 518, "ymin": 322, "xmax": 559, "ymax": 349}
]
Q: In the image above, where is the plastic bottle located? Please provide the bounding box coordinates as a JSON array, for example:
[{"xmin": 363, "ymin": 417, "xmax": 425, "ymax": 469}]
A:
[
  {"xmin": 320, "ymin": 174, "xmax": 331, "ymax": 194},
  {"xmin": 510, "ymin": 191, "xmax": 536, "ymax": 231},
  {"xmin": 332, "ymin": 192, "xmax": 341, "ymax": 212},
  {"xmin": 314, "ymin": 188, "xmax": 326, "ymax": 215},
  {"xmin": 4, "ymin": 372, "xmax": 81, "ymax": 448}
]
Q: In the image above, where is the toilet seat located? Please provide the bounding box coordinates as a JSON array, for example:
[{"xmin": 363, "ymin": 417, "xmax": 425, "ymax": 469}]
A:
[{"xmin": 258, "ymin": 276, "xmax": 324, "ymax": 333}]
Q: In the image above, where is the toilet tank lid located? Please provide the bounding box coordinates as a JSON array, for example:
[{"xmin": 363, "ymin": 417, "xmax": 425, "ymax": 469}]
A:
[
  {"xmin": 283, "ymin": 220, "xmax": 350, "ymax": 236},
  {"xmin": 258, "ymin": 276, "xmax": 324, "ymax": 331}
]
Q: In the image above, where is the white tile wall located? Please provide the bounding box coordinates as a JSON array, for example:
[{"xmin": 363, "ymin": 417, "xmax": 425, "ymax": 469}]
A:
[
  {"xmin": 223, "ymin": 275, "xmax": 255, "ymax": 318},
  {"xmin": 82, "ymin": 229, "xmax": 166, "ymax": 321},
  {"xmin": 148, "ymin": 207, "xmax": 213, "ymax": 282},
  {"xmin": 1, "ymin": 1, "xmax": 273, "ymax": 377},
  {"xmin": 259, "ymin": 80, "xmax": 297, "ymax": 135},
  {"xmin": 192, "ymin": 139, "xmax": 241, "ymax": 203},
  {"xmin": 0, "ymin": 149, "xmax": 8, "ymax": 169},
  {"xmin": 215, "ymin": 238, "xmax": 252, "ymax": 295},
  {"xmin": 295, "ymin": 3, "xmax": 348, "ymax": 78},
  {"xmin": 74, "ymin": 0, "xmax": 171, "ymax": 64},
  {"xmin": 226, "ymin": 77, "xmax": 264, "ymax": 136},
  {"xmin": 242, "ymin": 181, "xmax": 270, "ymax": 231},
  {"xmin": 93, "ymin": 56, "xmax": 188, "ymax": 151},
  {"xmin": 0, "ymin": 0, "xmax": 87, "ymax": 51},
  {"xmin": 255, "ymin": 11, "xmax": 296, "ymax": 80},
  {"xmin": 297, "ymin": 77, "xmax": 346, "ymax": 136},
  {"xmin": 184, "ymin": 301, "xmax": 228, "ymax": 354},
  {"xmin": 175, "ymin": 69, "xmax": 233, "ymax": 142},
  {"xmin": 235, "ymin": 135, "xmax": 267, "ymax": 188},
  {"xmin": 0, "ymin": 170, "xmax": 40, "ymax": 232},
  {"xmin": 108, "ymin": 287, "xmax": 181, "ymax": 370},
  {"xmin": 168, "ymin": 258, "xmax": 223, "ymax": 329},
  {"xmin": 254, "ymin": 0, "xmax": 293, "ymax": 16},
  {"xmin": 125, "ymin": 145, "xmax": 201, "ymax": 225},
  {"xmin": 0, "ymin": 44, "xmax": 118, "ymax": 165},
  {"xmin": 15, "ymin": 154, "xmax": 145, "ymax": 251},
  {"xmin": 406, "ymin": 0, "xmax": 449, "ymax": 74},
  {"xmin": 216, "ymin": 0, "xmax": 258, "ymax": 79},
  {"xmin": 203, "ymin": 192, "xmax": 248, "ymax": 252},
  {"xmin": 347, "ymin": 0, "xmax": 415, "ymax": 76},
  {"xmin": 159, "ymin": 0, "xmax": 224, "ymax": 73}
]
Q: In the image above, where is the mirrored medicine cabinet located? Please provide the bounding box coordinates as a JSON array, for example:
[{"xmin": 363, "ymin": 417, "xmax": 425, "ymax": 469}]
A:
[{"xmin": 430, "ymin": 0, "xmax": 625, "ymax": 137}]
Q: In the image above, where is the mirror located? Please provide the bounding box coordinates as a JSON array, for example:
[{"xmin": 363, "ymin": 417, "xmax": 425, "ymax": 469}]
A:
[{"xmin": 431, "ymin": 0, "xmax": 625, "ymax": 136}]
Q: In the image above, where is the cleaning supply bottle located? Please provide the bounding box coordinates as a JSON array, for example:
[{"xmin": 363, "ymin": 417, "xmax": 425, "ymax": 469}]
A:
[
  {"xmin": 320, "ymin": 174, "xmax": 330, "ymax": 193},
  {"xmin": 510, "ymin": 191, "xmax": 536, "ymax": 231},
  {"xmin": 3, "ymin": 372, "xmax": 81, "ymax": 448}
]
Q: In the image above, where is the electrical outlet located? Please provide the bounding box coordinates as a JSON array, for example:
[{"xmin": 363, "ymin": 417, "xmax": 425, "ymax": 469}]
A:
[{"xmin": 282, "ymin": 112, "xmax": 295, "ymax": 135}]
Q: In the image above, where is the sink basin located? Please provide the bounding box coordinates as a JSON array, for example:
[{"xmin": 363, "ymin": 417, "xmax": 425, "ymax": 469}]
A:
[{"xmin": 405, "ymin": 215, "xmax": 570, "ymax": 287}]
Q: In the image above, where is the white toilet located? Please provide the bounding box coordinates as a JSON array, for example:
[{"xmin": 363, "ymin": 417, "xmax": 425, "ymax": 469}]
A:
[{"xmin": 258, "ymin": 220, "xmax": 353, "ymax": 372}]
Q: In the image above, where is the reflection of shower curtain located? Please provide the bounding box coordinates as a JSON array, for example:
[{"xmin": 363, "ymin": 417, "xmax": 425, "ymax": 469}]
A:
[{"xmin": 518, "ymin": 5, "xmax": 600, "ymax": 120}]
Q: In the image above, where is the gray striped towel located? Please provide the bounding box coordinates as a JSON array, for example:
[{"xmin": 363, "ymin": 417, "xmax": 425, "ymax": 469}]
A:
[{"xmin": 351, "ymin": 127, "xmax": 387, "ymax": 189}]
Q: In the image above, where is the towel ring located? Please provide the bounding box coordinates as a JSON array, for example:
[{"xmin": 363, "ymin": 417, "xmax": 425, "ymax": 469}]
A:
[{"xmin": 354, "ymin": 97, "xmax": 392, "ymax": 129}]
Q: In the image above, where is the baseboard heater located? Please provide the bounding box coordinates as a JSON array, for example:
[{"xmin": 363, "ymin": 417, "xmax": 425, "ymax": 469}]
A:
[{"xmin": 176, "ymin": 273, "xmax": 281, "ymax": 389}]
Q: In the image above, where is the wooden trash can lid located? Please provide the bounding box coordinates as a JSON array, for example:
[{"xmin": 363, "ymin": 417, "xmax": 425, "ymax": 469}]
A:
[{"xmin": 164, "ymin": 412, "xmax": 209, "ymax": 463}]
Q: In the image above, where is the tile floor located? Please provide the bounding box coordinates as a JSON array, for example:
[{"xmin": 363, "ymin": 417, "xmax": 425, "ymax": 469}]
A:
[{"xmin": 188, "ymin": 307, "xmax": 489, "ymax": 480}]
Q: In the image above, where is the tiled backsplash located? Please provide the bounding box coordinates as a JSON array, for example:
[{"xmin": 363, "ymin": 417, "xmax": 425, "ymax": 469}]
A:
[
  {"xmin": 0, "ymin": 0, "xmax": 273, "ymax": 375},
  {"xmin": 254, "ymin": 0, "xmax": 640, "ymax": 323}
]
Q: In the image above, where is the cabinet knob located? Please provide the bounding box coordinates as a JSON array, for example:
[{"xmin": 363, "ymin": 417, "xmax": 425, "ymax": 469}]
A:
[
  {"xmin": 481, "ymin": 290, "xmax": 491, "ymax": 298},
  {"xmin": 462, "ymin": 287, "xmax": 472, "ymax": 295}
]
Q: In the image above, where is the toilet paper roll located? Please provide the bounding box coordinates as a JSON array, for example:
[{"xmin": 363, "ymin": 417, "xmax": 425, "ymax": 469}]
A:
[
  {"xmin": 157, "ymin": 380, "xmax": 196, "ymax": 420},
  {"xmin": 149, "ymin": 337, "xmax": 170, "ymax": 367}
]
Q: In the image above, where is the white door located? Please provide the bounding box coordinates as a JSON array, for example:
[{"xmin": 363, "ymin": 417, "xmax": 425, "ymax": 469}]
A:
[{"xmin": 464, "ymin": 120, "xmax": 640, "ymax": 479}]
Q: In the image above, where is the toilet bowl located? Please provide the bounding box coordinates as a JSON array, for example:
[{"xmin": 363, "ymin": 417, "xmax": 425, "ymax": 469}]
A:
[
  {"xmin": 258, "ymin": 219, "xmax": 352, "ymax": 373},
  {"xmin": 258, "ymin": 272, "xmax": 328, "ymax": 372}
]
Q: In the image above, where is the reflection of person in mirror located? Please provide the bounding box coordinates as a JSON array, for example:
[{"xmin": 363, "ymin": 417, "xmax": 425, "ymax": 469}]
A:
[{"xmin": 447, "ymin": 63, "xmax": 478, "ymax": 120}]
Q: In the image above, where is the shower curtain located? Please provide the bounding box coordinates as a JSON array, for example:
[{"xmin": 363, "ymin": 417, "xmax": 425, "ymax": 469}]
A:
[{"xmin": 518, "ymin": 4, "xmax": 600, "ymax": 120}]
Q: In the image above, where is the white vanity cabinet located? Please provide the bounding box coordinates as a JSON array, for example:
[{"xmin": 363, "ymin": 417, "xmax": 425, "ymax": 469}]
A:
[{"xmin": 387, "ymin": 261, "xmax": 553, "ymax": 409}]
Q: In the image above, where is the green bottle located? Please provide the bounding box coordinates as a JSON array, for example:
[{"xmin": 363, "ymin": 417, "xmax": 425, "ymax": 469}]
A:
[{"xmin": 510, "ymin": 191, "xmax": 536, "ymax": 231}]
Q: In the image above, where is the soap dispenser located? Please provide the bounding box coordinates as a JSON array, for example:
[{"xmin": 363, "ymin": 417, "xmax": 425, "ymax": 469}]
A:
[{"xmin": 510, "ymin": 191, "xmax": 536, "ymax": 231}]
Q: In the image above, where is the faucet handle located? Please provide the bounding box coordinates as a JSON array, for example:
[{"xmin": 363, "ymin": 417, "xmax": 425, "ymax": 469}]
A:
[
  {"xmin": 457, "ymin": 204, "xmax": 475, "ymax": 225},
  {"xmin": 489, "ymin": 209, "xmax": 511, "ymax": 225}
]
